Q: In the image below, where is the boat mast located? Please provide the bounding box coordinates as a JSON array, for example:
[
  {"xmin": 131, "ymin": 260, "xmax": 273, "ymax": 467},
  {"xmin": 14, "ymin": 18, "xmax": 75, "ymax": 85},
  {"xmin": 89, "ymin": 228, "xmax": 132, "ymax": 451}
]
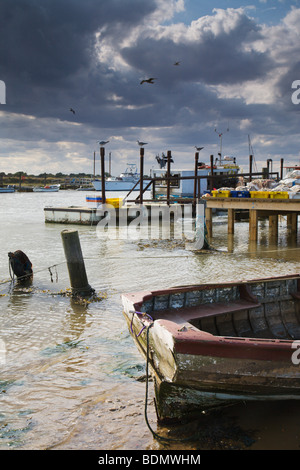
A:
[{"xmin": 215, "ymin": 125, "xmax": 229, "ymax": 166}]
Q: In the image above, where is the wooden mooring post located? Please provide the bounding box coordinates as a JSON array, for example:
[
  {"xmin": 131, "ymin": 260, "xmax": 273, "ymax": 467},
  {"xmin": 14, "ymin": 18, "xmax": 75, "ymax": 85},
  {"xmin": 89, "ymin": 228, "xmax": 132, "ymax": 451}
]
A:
[{"xmin": 61, "ymin": 229, "xmax": 94, "ymax": 297}]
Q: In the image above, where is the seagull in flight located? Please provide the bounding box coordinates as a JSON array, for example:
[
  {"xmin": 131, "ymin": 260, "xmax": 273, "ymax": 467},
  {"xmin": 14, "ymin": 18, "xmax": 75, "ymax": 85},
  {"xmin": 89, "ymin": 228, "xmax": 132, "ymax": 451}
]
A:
[
  {"xmin": 140, "ymin": 78, "xmax": 157, "ymax": 85},
  {"xmin": 137, "ymin": 140, "xmax": 148, "ymax": 147},
  {"xmin": 97, "ymin": 140, "xmax": 109, "ymax": 146},
  {"xmin": 195, "ymin": 146, "xmax": 204, "ymax": 151},
  {"xmin": 70, "ymin": 108, "xmax": 75, "ymax": 114}
]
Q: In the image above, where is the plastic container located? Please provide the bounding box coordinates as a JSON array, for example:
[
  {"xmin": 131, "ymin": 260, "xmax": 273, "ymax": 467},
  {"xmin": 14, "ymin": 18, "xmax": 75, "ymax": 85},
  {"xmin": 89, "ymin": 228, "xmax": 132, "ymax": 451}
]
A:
[
  {"xmin": 269, "ymin": 191, "xmax": 289, "ymax": 199},
  {"xmin": 212, "ymin": 190, "xmax": 231, "ymax": 198},
  {"xmin": 230, "ymin": 190, "xmax": 250, "ymax": 198},
  {"xmin": 106, "ymin": 197, "xmax": 123, "ymax": 208},
  {"xmin": 250, "ymin": 191, "xmax": 270, "ymax": 199}
]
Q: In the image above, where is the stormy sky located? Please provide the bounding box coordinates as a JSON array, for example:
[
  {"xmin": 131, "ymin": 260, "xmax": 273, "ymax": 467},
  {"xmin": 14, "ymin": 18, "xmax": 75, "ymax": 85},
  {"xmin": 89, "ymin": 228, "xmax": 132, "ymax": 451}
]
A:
[{"xmin": 0, "ymin": 0, "xmax": 299, "ymax": 176}]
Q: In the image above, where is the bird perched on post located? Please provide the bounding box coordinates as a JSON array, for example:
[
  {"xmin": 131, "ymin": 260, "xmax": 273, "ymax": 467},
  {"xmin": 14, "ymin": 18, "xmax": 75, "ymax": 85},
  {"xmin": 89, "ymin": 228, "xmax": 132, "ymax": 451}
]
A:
[
  {"xmin": 137, "ymin": 140, "xmax": 148, "ymax": 147},
  {"xmin": 140, "ymin": 78, "xmax": 157, "ymax": 85},
  {"xmin": 195, "ymin": 146, "xmax": 204, "ymax": 151},
  {"xmin": 97, "ymin": 140, "xmax": 109, "ymax": 146}
]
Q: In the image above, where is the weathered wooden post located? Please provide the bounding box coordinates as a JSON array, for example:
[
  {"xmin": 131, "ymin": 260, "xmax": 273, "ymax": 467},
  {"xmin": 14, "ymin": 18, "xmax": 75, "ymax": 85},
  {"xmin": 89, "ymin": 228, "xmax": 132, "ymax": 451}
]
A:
[
  {"xmin": 194, "ymin": 152, "xmax": 199, "ymax": 202},
  {"xmin": 280, "ymin": 158, "xmax": 284, "ymax": 181},
  {"xmin": 100, "ymin": 146, "xmax": 106, "ymax": 204},
  {"xmin": 249, "ymin": 155, "xmax": 253, "ymax": 183},
  {"xmin": 140, "ymin": 146, "xmax": 144, "ymax": 205},
  {"xmin": 61, "ymin": 229, "xmax": 94, "ymax": 297},
  {"xmin": 210, "ymin": 155, "xmax": 214, "ymax": 191},
  {"xmin": 166, "ymin": 150, "xmax": 172, "ymax": 206}
]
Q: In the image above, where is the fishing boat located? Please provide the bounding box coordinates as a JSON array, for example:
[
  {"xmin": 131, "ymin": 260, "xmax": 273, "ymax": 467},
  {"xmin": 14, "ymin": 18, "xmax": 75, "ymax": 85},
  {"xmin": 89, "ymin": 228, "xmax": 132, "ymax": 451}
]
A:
[
  {"xmin": 93, "ymin": 164, "xmax": 148, "ymax": 191},
  {"xmin": 122, "ymin": 273, "xmax": 300, "ymax": 422},
  {"xmin": 0, "ymin": 186, "xmax": 15, "ymax": 193},
  {"xmin": 33, "ymin": 184, "xmax": 60, "ymax": 192}
]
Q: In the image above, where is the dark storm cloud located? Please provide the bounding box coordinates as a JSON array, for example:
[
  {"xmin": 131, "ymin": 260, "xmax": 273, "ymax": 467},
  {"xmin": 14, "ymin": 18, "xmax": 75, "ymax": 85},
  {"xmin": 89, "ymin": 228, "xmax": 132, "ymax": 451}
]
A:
[
  {"xmin": 121, "ymin": 11, "xmax": 272, "ymax": 87},
  {"xmin": 0, "ymin": 0, "xmax": 156, "ymax": 115}
]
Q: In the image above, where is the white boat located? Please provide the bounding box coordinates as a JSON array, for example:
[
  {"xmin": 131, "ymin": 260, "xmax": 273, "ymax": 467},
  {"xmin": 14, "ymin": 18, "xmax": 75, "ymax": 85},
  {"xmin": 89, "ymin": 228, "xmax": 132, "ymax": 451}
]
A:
[
  {"xmin": 33, "ymin": 184, "xmax": 60, "ymax": 193},
  {"xmin": 0, "ymin": 186, "xmax": 15, "ymax": 193},
  {"xmin": 93, "ymin": 164, "xmax": 148, "ymax": 191}
]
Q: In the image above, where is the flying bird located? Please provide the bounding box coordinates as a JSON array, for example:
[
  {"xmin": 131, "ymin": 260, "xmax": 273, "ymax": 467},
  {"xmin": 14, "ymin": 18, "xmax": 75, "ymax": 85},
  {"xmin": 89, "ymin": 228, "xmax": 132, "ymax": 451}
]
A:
[
  {"xmin": 98, "ymin": 140, "xmax": 109, "ymax": 146},
  {"xmin": 70, "ymin": 108, "xmax": 75, "ymax": 114},
  {"xmin": 140, "ymin": 78, "xmax": 157, "ymax": 85},
  {"xmin": 137, "ymin": 140, "xmax": 148, "ymax": 147},
  {"xmin": 195, "ymin": 146, "xmax": 204, "ymax": 151},
  {"xmin": 174, "ymin": 61, "xmax": 180, "ymax": 66}
]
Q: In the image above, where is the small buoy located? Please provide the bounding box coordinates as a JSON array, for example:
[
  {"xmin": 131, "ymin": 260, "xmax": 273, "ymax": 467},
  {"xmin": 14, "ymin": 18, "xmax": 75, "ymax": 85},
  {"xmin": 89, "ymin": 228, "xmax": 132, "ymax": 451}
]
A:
[{"xmin": 8, "ymin": 250, "xmax": 33, "ymax": 281}]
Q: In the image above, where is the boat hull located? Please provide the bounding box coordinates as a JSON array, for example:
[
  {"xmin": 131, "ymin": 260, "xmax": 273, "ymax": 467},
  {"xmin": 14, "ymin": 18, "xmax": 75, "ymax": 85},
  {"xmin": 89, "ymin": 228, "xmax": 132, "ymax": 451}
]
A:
[
  {"xmin": 93, "ymin": 180, "xmax": 148, "ymax": 191},
  {"xmin": 0, "ymin": 188, "xmax": 15, "ymax": 193},
  {"xmin": 122, "ymin": 274, "xmax": 300, "ymax": 422}
]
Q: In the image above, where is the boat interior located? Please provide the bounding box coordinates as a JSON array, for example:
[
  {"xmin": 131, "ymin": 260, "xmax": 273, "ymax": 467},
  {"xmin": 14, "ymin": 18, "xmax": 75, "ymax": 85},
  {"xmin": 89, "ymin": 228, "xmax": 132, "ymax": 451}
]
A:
[{"xmin": 142, "ymin": 276, "xmax": 300, "ymax": 341}]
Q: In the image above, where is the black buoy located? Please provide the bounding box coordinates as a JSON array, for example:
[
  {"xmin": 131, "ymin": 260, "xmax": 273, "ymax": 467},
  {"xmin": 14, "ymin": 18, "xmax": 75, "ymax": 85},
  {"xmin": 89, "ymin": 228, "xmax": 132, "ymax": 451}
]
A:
[{"xmin": 8, "ymin": 250, "xmax": 33, "ymax": 281}]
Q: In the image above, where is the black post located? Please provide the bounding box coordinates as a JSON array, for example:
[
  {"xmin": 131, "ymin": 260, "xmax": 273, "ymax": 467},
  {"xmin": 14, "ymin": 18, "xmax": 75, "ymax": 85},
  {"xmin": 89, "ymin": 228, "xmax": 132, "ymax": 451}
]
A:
[
  {"xmin": 249, "ymin": 154, "xmax": 253, "ymax": 182},
  {"xmin": 100, "ymin": 147, "xmax": 106, "ymax": 203},
  {"xmin": 166, "ymin": 150, "xmax": 172, "ymax": 206},
  {"xmin": 140, "ymin": 147, "xmax": 144, "ymax": 205},
  {"xmin": 280, "ymin": 158, "xmax": 284, "ymax": 180},
  {"xmin": 194, "ymin": 152, "xmax": 199, "ymax": 201},
  {"xmin": 210, "ymin": 155, "xmax": 214, "ymax": 191}
]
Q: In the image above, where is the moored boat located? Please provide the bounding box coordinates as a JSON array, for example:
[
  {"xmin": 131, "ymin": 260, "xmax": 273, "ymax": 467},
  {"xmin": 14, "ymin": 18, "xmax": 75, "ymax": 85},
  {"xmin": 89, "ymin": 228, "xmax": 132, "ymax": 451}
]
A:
[
  {"xmin": 33, "ymin": 184, "xmax": 60, "ymax": 192},
  {"xmin": 93, "ymin": 164, "xmax": 148, "ymax": 191},
  {"xmin": 122, "ymin": 274, "xmax": 300, "ymax": 422},
  {"xmin": 0, "ymin": 186, "xmax": 15, "ymax": 193}
]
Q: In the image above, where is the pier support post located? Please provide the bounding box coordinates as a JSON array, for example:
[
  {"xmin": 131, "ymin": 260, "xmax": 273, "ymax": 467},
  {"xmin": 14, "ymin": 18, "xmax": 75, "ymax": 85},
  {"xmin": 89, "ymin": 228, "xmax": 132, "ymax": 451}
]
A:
[
  {"xmin": 61, "ymin": 229, "xmax": 94, "ymax": 297},
  {"xmin": 205, "ymin": 207, "xmax": 212, "ymax": 238},
  {"xmin": 228, "ymin": 209, "xmax": 235, "ymax": 235},
  {"xmin": 269, "ymin": 214, "xmax": 278, "ymax": 239},
  {"xmin": 249, "ymin": 209, "xmax": 258, "ymax": 241},
  {"xmin": 287, "ymin": 213, "xmax": 298, "ymax": 234}
]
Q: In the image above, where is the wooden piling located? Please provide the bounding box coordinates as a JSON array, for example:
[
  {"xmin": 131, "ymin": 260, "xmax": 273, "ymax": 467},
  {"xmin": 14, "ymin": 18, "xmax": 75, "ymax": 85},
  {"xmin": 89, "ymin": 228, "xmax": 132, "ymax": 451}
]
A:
[
  {"xmin": 228, "ymin": 209, "xmax": 235, "ymax": 235},
  {"xmin": 166, "ymin": 150, "xmax": 172, "ymax": 206},
  {"xmin": 205, "ymin": 207, "xmax": 212, "ymax": 238},
  {"xmin": 269, "ymin": 214, "xmax": 278, "ymax": 239},
  {"xmin": 140, "ymin": 147, "xmax": 144, "ymax": 205},
  {"xmin": 100, "ymin": 146, "xmax": 106, "ymax": 203},
  {"xmin": 249, "ymin": 155, "xmax": 253, "ymax": 182},
  {"xmin": 249, "ymin": 209, "xmax": 258, "ymax": 241},
  {"xmin": 61, "ymin": 229, "xmax": 94, "ymax": 297},
  {"xmin": 194, "ymin": 152, "xmax": 199, "ymax": 201}
]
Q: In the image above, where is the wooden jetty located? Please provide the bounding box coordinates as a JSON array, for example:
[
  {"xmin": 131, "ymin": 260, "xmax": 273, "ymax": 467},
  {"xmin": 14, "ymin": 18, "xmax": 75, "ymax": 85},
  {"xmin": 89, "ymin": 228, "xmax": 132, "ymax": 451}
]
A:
[{"xmin": 205, "ymin": 196, "xmax": 300, "ymax": 241}]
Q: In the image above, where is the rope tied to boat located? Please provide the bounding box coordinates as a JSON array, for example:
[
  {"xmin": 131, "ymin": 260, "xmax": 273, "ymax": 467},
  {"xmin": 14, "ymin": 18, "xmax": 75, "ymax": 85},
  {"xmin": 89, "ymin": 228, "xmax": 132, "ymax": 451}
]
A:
[
  {"xmin": 130, "ymin": 310, "xmax": 153, "ymax": 337},
  {"xmin": 129, "ymin": 311, "xmax": 201, "ymax": 443}
]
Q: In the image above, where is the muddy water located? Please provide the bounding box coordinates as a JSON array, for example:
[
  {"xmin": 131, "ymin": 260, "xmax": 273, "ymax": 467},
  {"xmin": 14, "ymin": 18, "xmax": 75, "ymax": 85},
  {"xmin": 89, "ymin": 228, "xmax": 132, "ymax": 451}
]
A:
[{"xmin": 0, "ymin": 191, "xmax": 300, "ymax": 450}]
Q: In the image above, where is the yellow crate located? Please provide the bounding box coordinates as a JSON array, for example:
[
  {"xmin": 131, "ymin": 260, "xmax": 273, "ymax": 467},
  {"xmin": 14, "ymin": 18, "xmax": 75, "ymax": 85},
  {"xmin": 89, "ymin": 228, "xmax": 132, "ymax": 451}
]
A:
[
  {"xmin": 250, "ymin": 191, "xmax": 270, "ymax": 199},
  {"xmin": 106, "ymin": 197, "xmax": 123, "ymax": 208},
  {"xmin": 269, "ymin": 191, "xmax": 289, "ymax": 199},
  {"xmin": 212, "ymin": 190, "xmax": 231, "ymax": 198}
]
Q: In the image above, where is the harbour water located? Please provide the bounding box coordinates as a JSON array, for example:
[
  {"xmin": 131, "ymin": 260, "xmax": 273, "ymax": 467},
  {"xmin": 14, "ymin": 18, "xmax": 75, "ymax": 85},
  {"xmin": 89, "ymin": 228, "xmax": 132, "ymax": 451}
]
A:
[{"xmin": 1, "ymin": 190, "xmax": 300, "ymax": 450}]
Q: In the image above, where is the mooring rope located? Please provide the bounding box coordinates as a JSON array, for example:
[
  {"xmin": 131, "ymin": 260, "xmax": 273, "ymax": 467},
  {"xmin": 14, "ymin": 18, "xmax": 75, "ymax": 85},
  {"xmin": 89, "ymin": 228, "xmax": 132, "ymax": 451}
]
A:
[{"xmin": 143, "ymin": 322, "xmax": 199, "ymax": 443}]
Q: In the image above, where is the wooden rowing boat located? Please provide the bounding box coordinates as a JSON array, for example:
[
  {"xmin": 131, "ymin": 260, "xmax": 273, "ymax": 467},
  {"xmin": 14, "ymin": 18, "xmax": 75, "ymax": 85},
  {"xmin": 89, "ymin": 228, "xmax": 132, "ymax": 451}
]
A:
[{"xmin": 121, "ymin": 274, "xmax": 300, "ymax": 422}]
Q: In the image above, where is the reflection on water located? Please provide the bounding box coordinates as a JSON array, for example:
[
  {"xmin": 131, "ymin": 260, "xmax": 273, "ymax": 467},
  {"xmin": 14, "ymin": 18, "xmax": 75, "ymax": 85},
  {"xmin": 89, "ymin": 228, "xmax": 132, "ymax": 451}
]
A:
[{"xmin": 0, "ymin": 192, "xmax": 300, "ymax": 449}]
